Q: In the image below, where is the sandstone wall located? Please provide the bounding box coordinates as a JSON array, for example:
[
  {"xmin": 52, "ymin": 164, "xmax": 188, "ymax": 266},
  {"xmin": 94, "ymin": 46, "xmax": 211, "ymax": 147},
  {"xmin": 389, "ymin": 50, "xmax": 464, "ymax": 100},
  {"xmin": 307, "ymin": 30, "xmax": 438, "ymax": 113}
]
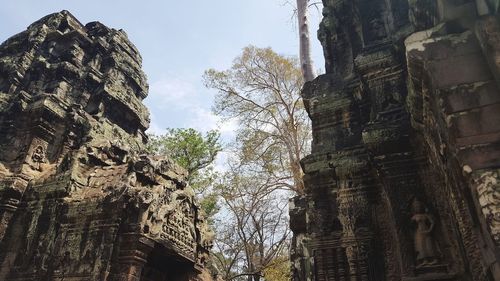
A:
[
  {"xmin": 0, "ymin": 11, "xmax": 212, "ymax": 281},
  {"xmin": 292, "ymin": 1, "xmax": 500, "ymax": 280}
]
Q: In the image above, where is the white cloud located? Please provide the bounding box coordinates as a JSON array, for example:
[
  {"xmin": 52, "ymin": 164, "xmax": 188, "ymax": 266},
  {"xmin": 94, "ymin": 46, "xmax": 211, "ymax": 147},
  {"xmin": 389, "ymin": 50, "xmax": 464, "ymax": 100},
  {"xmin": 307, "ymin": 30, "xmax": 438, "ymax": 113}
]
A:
[
  {"xmin": 144, "ymin": 76, "xmax": 239, "ymax": 175},
  {"xmin": 147, "ymin": 77, "xmax": 198, "ymax": 108},
  {"xmin": 214, "ymin": 150, "xmax": 232, "ymax": 172},
  {"xmin": 144, "ymin": 76, "xmax": 238, "ymax": 141},
  {"xmin": 186, "ymin": 107, "xmax": 238, "ymax": 137},
  {"xmin": 146, "ymin": 117, "xmax": 166, "ymax": 135},
  {"xmin": 185, "ymin": 107, "xmax": 218, "ymax": 131}
]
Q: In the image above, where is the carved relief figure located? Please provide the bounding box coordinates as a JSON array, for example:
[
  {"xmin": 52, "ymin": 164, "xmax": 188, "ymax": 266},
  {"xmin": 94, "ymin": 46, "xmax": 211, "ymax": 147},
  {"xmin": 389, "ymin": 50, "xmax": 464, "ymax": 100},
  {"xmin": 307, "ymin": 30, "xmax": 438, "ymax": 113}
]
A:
[
  {"xmin": 411, "ymin": 198, "xmax": 439, "ymax": 267},
  {"xmin": 31, "ymin": 146, "xmax": 45, "ymax": 163},
  {"xmin": 29, "ymin": 145, "xmax": 46, "ymax": 171},
  {"xmin": 370, "ymin": 17, "xmax": 386, "ymax": 40},
  {"xmin": 33, "ymin": 234, "xmax": 53, "ymax": 272}
]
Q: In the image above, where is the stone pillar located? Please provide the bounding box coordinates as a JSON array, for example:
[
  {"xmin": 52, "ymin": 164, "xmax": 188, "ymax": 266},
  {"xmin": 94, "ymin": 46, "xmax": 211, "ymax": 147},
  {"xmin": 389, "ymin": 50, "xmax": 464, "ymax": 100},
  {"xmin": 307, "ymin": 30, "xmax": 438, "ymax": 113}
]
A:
[
  {"xmin": 0, "ymin": 198, "xmax": 18, "ymax": 242},
  {"xmin": 109, "ymin": 234, "xmax": 154, "ymax": 281},
  {"xmin": 290, "ymin": 195, "xmax": 314, "ymax": 281},
  {"xmin": 0, "ymin": 176, "xmax": 28, "ymax": 243},
  {"xmin": 0, "ymin": 196, "xmax": 19, "ymax": 280},
  {"xmin": 336, "ymin": 161, "xmax": 373, "ymax": 281},
  {"xmin": 336, "ymin": 246, "xmax": 348, "ymax": 280}
]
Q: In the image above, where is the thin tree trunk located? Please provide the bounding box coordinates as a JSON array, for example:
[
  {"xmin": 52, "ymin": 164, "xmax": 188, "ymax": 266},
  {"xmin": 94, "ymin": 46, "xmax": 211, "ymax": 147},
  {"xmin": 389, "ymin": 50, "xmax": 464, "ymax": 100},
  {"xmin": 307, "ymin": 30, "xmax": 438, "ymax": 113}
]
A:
[{"xmin": 296, "ymin": 0, "xmax": 316, "ymax": 82}]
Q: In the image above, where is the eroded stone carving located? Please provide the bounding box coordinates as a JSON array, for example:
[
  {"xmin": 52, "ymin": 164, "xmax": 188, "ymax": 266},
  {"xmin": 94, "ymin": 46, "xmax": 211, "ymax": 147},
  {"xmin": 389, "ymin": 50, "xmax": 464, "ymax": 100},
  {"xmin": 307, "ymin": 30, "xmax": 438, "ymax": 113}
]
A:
[
  {"xmin": 411, "ymin": 198, "xmax": 440, "ymax": 267},
  {"xmin": 0, "ymin": 11, "xmax": 213, "ymax": 281},
  {"xmin": 291, "ymin": 0, "xmax": 500, "ymax": 280},
  {"xmin": 474, "ymin": 170, "xmax": 500, "ymax": 245}
]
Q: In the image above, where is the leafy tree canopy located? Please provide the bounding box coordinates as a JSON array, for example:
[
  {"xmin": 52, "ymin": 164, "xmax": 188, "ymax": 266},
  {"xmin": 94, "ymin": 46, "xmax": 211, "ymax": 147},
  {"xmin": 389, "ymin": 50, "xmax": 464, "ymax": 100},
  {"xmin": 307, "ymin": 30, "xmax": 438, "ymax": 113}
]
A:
[{"xmin": 146, "ymin": 128, "xmax": 222, "ymax": 218}]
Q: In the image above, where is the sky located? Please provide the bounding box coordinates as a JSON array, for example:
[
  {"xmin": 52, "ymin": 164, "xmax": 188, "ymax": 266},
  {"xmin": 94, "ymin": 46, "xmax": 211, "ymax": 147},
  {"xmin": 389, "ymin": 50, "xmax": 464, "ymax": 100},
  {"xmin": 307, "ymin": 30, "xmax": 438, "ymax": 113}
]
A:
[{"xmin": 0, "ymin": 1, "xmax": 324, "ymax": 135}]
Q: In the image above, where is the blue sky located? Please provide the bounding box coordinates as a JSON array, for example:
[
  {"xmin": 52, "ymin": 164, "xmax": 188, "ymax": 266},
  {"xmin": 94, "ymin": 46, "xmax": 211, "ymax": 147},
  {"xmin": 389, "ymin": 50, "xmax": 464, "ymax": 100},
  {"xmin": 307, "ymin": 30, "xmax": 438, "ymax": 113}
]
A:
[{"xmin": 0, "ymin": 1, "xmax": 324, "ymax": 137}]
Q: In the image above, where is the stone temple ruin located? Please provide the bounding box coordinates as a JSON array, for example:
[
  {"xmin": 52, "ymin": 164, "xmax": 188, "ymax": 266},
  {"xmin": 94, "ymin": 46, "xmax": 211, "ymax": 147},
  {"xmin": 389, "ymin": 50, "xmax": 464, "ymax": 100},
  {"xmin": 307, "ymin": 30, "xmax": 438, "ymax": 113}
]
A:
[
  {"xmin": 2, "ymin": 2, "xmax": 500, "ymax": 281},
  {"xmin": 290, "ymin": 1, "xmax": 500, "ymax": 281},
  {"xmin": 0, "ymin": 11, "xmax": 213, "ymax": 281}
]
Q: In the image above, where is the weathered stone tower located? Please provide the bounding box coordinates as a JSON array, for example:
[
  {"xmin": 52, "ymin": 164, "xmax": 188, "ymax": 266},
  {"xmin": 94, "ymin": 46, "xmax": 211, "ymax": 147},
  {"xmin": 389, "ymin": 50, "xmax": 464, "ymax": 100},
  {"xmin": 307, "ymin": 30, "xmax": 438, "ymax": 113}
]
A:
[
  {"xmin": 291, "ymin": 1, "xmax": 500, "ymax": 280},
  {"xmin": 0, "ymin": 11, "xmax": 213, "ymax": 281}
]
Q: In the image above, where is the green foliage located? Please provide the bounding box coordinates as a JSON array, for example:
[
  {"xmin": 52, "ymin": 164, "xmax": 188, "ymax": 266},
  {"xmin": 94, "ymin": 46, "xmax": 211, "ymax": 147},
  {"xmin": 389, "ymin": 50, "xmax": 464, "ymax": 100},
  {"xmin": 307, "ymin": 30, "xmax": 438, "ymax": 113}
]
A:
[
  {"xmin": 146, "ymin": 128, "xmax": 222, "ymax": 220},
  {"xmin": 147, "ymin": 128, "xmax": 222, "ymax": 188},
  {"xmin": 199, "ymin": 192, "xmax": 219, "ymax": 219}
]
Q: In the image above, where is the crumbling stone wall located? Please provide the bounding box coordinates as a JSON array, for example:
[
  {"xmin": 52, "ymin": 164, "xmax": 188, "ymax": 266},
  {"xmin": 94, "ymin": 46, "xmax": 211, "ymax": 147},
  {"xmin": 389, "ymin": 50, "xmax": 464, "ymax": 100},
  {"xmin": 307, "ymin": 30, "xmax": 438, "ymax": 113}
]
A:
[
  {"xmin": 292, "ymin": 1, "xmax": 500, "ymax": 280},
  {"xmin": 0, "ymin": 11, "xmax": 213, "ymax": 281}
]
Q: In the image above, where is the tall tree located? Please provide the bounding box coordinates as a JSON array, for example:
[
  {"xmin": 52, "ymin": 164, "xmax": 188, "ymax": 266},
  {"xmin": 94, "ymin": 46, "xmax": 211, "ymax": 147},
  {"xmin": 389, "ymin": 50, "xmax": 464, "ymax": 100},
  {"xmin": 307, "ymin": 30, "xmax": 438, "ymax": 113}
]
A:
[
  {"xmin": 204, "ymin": 46, "xmax": 311, "ymax": 194},
  {"xmin": 296, "ymin": 0, "xmax": 316, "ymax": 82},
  {"xmin": 205, "ymin": 46, "xmax": 307, "ymax": 281},
  {"xmin": 212, "ymin": 170, "xmax": 290, "ymax": 281}
]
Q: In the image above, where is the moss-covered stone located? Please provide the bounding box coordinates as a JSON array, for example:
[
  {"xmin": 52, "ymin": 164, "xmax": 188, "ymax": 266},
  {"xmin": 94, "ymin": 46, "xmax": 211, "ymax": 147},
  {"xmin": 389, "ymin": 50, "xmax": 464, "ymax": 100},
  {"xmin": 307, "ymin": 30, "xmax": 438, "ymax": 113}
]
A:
[{"xmin": 0, "ymin": 10, "xmax": 212, "ymax": 281}]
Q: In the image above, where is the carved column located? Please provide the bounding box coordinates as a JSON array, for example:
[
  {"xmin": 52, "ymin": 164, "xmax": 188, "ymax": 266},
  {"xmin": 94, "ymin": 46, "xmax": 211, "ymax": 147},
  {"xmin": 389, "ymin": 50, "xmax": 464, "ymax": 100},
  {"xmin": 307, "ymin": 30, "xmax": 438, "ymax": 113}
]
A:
[
  {"xmin": 109, "ymin": 234, "xmax": 154, "ymax": 281},
  {"xmin": 290, "ymin": 195, "xmax": 313, "ymax": 281},
  {"xmin": 338, "ymin": 187, "xmax": 371, "ymax": 281},
  {"xmin": 335, "ymin": 160, "xmax": 373, "ymax": 281},
  {"xmin": 0, "ymin": 176, "xmax": 29, "ymax": 242},
  {"xmin": 336, "ymin": 246, "xmax": 348, "ymax": 280},
  {"xmin": 0, "ymin": 198, "xmax": 18, "ymax": 242}
]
